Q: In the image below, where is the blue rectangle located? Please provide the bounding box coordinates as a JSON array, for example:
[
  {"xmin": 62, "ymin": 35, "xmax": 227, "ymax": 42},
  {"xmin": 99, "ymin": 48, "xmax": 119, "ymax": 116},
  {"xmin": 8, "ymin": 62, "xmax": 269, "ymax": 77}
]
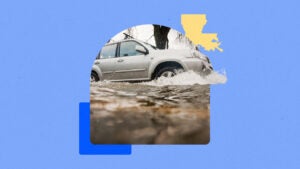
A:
[{"xmin": 79, "ymin": 102, "xmax": 131, "ymax": 155}]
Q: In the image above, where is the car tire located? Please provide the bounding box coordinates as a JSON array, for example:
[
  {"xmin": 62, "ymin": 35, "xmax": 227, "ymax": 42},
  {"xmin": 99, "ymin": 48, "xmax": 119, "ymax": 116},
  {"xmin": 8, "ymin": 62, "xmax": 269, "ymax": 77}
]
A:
[
  {"xmin": 155, "ymin": 67, "xmax": 183, "ymax": 79},
  {"xmin": 91, "ymin": 71, "xmax": 100, "ymax": 82}
]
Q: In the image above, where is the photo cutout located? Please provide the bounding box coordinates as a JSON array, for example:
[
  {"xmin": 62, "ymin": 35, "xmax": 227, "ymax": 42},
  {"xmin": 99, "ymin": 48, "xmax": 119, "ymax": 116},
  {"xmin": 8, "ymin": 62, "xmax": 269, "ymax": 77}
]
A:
[{"xmin": 90, "ymin": 24, "xmax": 226, "ymax": 144}]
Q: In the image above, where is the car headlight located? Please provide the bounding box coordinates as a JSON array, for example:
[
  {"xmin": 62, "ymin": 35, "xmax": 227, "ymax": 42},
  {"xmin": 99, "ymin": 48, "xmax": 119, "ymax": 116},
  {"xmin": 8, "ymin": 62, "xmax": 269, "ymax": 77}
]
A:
[
  {"xmin": 185, "ymin": 50, "xmax": 200, "ymax": 58},
  {"xmin": 190, "ymin": 50, "xmax": 209, "ymax": 61},
  {"xmin": 191, "ymin": 50, "xmax": 201, "ymax": 58},
  {"xmin": 186, "ymin": 50, "xmax": 211, "ymax": 63}
]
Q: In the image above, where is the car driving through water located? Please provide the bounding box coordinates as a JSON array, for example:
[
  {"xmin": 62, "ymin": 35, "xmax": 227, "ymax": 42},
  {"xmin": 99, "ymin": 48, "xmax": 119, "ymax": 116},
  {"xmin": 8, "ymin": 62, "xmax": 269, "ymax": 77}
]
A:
[{"xmin": 91, "ymin": 39, "xmax": 213, "ymax": 82}]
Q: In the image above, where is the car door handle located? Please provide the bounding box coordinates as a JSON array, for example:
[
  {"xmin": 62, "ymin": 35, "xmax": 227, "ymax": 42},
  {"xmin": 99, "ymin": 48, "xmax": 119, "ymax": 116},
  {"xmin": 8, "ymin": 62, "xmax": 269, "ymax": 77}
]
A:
[{"xmin": 117, "ymin": 59, "xmax": 124, "ymax": 62}]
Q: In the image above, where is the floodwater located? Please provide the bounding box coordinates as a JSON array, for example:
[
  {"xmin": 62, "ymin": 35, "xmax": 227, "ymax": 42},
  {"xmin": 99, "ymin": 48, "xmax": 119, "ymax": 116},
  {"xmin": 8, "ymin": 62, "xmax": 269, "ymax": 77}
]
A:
[{"xmin": 90, "ymin": 71, "xmax": 226, "ymax": 144}]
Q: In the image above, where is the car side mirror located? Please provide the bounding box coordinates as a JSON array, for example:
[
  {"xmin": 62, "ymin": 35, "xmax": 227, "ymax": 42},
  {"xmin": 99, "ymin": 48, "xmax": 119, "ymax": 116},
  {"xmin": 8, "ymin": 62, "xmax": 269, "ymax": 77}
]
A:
[{"xmin": 135, "ymin": 46, "xmax": 148, "ymax": 55}]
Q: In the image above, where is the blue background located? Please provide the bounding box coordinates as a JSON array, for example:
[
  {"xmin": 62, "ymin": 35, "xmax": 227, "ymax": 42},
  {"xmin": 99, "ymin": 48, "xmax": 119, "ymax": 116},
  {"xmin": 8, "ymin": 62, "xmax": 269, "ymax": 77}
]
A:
[
  {"xmin": 1, "ymin": 0, "xmax": 300, "ymax": 168},
  {"xmin": 79, "ymin": 103, "xmax": 132, "ymax": 155}
]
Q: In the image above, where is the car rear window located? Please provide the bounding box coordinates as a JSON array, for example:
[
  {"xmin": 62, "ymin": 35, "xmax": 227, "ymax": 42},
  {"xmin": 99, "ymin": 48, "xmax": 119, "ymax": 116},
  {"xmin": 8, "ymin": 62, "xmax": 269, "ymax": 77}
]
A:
[{"xmin": 100, "ymin": 44, "xmax": 117, "ymax": 59}]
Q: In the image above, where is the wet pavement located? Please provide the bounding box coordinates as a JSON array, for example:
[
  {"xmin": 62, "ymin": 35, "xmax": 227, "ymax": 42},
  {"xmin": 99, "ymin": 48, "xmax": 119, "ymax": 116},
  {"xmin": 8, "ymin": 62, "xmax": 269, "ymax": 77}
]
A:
[{"xmin": 90, "ymin": 81, "xmax": 210, "ymax": 144}]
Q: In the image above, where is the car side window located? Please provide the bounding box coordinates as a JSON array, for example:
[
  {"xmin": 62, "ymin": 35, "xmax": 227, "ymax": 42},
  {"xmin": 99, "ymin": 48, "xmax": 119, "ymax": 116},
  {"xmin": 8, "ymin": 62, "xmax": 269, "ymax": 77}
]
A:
[
  {"xmin": 100, "ymin": 44, "xmax": 117, "ymax": 59},
  {"xmin": 119, "ymin": 41, "xmax": 145, "ymax": 57}
]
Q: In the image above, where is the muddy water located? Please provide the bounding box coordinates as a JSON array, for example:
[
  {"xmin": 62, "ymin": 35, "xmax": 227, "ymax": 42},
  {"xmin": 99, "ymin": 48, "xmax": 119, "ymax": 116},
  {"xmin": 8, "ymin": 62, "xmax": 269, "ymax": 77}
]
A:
[{"xmin": 90, "ymin": 81, "xmax": 210, "ymax": 144}]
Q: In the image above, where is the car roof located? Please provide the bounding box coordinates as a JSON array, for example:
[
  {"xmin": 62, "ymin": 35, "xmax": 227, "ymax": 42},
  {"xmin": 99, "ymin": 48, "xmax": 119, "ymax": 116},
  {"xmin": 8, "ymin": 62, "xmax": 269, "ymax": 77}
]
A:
[
  {"xmin": 105, "ymin": 39, "xmax": 157, "ymax": 49},
  {"xmin": 105, "ymin": 39, "xmax": 142, "ymax": 45}
]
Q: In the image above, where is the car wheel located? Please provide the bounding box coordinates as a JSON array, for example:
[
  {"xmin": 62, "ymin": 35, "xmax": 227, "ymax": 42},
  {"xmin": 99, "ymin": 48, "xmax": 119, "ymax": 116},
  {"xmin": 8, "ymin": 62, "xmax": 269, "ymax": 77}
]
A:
[
  {"xmin": 155, "ymin": 67, "xmax": 183, "ymax": 79},
  {"xmin": 90, "ymin": 72, "xmax": 100, "ymax": 82}
]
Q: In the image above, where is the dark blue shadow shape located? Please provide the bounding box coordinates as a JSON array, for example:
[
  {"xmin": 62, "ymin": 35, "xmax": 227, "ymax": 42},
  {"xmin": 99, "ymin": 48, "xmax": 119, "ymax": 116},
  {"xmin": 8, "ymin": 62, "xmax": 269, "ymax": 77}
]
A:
[{"xmin": 79, "ymin": 102, "xmax": 132, "ymax": 155}]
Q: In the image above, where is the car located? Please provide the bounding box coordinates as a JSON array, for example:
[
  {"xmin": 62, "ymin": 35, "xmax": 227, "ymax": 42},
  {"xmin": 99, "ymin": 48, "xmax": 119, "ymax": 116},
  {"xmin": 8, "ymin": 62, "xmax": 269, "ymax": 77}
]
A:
[{"xmin": 91, "ymin": 39, "xmax": 213, "ymax": 82}]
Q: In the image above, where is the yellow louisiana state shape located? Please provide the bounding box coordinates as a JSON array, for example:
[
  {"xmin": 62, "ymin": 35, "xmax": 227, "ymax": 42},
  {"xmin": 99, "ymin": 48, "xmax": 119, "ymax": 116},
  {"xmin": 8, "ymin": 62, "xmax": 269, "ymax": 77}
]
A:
[{"xmin": 181, "ymin": 14, "xmax": 223, "ymax": 52}]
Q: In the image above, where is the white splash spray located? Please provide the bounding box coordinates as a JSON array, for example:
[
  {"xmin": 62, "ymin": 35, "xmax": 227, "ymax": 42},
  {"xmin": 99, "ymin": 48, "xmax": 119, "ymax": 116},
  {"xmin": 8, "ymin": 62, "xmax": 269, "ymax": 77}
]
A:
[{"xmin": 142, "ymin": 70, "xmax": 227, "ymax": 86}]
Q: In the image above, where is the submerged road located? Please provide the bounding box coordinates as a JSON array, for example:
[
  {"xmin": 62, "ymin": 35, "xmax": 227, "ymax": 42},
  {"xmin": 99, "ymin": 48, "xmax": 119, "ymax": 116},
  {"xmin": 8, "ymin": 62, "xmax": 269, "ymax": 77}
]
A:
[{"xmin": 90, "ymin": 81, "xmax": 210, "ymax": 144}]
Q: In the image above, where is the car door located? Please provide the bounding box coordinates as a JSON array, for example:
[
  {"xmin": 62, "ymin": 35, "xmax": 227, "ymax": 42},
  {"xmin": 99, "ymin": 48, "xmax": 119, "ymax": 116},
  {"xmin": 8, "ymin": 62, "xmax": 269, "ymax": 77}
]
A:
[
  {"xmin": 97, "ymin": 43, "xmax": 118, "ymax": 80},
  {"xmin": 113, "ymin": 41, "xmax": 151, "ymax": 80}
]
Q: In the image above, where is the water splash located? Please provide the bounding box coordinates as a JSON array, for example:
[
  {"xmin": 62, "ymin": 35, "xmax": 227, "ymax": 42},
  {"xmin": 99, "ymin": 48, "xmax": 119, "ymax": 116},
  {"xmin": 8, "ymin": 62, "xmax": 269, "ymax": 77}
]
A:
[
  {"xmin": 143, "ymin": 70, "xmax": 227, "ymax": 86},
  {"xmin": 91, "ymin": 70, "xmax": 227, "ymax": 86}
]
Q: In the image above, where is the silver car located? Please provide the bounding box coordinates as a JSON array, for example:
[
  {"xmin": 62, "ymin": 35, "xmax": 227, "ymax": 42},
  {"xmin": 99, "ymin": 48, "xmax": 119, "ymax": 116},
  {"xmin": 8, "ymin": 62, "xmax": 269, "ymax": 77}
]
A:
[{"xmin": 91, "ymin": 39, "xmax": 213, "ymax": 82}]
